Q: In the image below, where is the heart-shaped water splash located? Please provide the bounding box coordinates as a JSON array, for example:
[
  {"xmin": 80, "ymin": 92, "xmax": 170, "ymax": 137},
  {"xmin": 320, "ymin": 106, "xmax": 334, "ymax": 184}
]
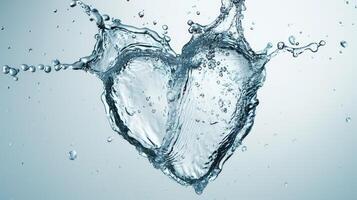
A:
[
  {"xmin": 87, "ymin": 1, "xmax": 268, "ymax": 193},
  {"xmin": 1, "ymin": 0, "xmax": 325, "ymax": 194}
]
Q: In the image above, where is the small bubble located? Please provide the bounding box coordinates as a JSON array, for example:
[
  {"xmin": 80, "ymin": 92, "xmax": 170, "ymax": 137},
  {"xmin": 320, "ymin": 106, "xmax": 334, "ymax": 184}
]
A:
[
  {"xmin": 241, "ymin": 146, "xmax": 247, "ymax": 152},
  {"xmin": 196, "ymin": 11, "xmax": 201, "ymax": 15},
  {"xmin": 153, "ymin": 21, "xmax": 157, "ymax": 25},
  {"xmin": 68, "ymin": 150, "xmax": 77, "ymax": 160},
  {"xmin": 0, "ymin": 26, "xmax": 4, "ymax": 31},
  {"xmin": 53, "ymin": 9, "xmax": 58, "ymax": 13}
]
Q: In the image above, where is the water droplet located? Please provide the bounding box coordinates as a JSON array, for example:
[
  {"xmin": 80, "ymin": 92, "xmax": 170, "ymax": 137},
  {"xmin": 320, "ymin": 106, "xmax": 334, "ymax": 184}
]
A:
[
  {"xmin": 107, "ymin": 136, "xmax": 113, "ymax": 143},
  {"xmin": 37, "ymin": 64, "xmax": 45, "ymax": 70},
  {"xmin": 9, "ymin": 68, "xmax": 19, "ymax": 76},
  {"xmin": 340, "ymin": 41, "xmax": 348, "ymax": 48},
  {"xmin": 2, "ymin": 65, "xmax": 10, "ymax": 74},
  {"xmin": 277, "ymin": 42, "xmax": 285, "ymax": 50},
  {"xmin": 53, "ymin": 9, "xmax": 58, "ymax": 13},
  {"xmin": 21, "ymin": 64, "xmax": 29, "ymax": 71},
  {"xmin": 68, "ymin": 150, "xmax": 77, "ymax": 160},
  {"xmin": 196, "ymin": 11, "xmax": 201, "ymax": 15},
  {"xmin": 29, "ymin": 66, "xmax": 36, "ymax": 72},
  {"xmin": 241, "ymin": 146, "xmax": 247, "ymax": 152},
  {"xmin": 284, "ymin": 182, "xmax": 288, "ymax": 188},
  {"xmin": 44, "ymin": 65, "xmax": 52, "ymax": 73},
  {"xmin": 162, "ymin": 25, "xmax": 168, "ymax": 30},
  {"xmin": 288, "ymin": 35, "xmax": 299, "ymax": 46},
  {"xmin": 52, "ymin": 59, "xmax": 60, "ymax": 66},
  {"xmin": 345, "ymin": 117, "xmax": 351, "ymax": 123},
  {"xmin": 70, "ymin": 0, "xmax": 77, "ymax": 8},
  {"xmin": 138, "ymin": 11, "xmax": 145, "ymax": 18}
]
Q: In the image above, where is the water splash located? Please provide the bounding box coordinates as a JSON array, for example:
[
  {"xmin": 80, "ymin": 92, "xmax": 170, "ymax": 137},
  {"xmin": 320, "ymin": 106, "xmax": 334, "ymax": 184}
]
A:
[{"xmin": 0, "ymin": 0, "xmax": 325, "ymax": 194}]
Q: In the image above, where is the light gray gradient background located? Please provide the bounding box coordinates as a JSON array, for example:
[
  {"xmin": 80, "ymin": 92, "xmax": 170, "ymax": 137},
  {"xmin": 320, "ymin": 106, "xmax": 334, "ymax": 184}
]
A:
[{"xmin": 0, "ymin": 0, "xmax": 356, "ymax": 199}]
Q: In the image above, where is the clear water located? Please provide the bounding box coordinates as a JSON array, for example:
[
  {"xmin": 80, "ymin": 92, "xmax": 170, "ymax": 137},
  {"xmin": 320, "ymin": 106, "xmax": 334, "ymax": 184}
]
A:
[{"xmin": 0, "ymin": 0, "xmax": 325, "ymax": 194}]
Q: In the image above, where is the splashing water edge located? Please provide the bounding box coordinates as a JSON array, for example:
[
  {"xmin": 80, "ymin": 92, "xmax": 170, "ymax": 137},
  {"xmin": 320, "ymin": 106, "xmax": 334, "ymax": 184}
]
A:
[{"xmin": 1, "ymin": 0, "xmax": 325, "ymax": 194}]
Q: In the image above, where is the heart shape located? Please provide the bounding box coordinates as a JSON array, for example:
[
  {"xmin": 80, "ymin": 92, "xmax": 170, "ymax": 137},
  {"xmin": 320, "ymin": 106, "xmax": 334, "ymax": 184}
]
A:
[{"xmin": 85, "ymin": 0, "xmax": 268, "ymax": 193}]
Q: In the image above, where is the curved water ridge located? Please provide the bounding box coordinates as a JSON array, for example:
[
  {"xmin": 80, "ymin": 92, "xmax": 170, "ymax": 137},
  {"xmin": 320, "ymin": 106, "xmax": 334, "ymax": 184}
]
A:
[{"xmin": 1, "ymin": 0, "xmax": 325, "ymax": 194}]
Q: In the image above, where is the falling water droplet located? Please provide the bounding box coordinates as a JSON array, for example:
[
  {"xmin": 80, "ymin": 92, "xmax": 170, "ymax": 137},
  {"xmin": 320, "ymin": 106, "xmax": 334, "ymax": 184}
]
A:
[
  {"xmin": 345, "ymin": 117, "xmax": 351, "ymax": 123},
  {"xmin": 21, "ymin": 64, "xmax": 29, "ymax": 71},
  {"xmin": 70, "ymin": 0, "xmax": 77, "ymax": 8},
  {"xmin": 284, "ymin": 182, "xmax": 288, "ymax": 188},
  {"xmin": 69, "ymin": 150, "xmax": 77, "ymax": 160},
  {"xmin": 162, "ymin": 25, "xmax": 168, "ymax": 30},
  {"xmin": 340, "ymin": 41, "xmax": 348, "ymax": 48},
  {"xmin": 107, "ymin": 136, "xmax": 113, "ymax": 143},
  {"xmin": 288, "ymin": 35, "xmax": 299, "ymax": 46},
  {"xmin": 138, "ymin": 11, "xmax": 145, "ymax": 18},
  {"xmin": 44, "ymin": 65, "xmax": 52, "ymax": 73}
]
